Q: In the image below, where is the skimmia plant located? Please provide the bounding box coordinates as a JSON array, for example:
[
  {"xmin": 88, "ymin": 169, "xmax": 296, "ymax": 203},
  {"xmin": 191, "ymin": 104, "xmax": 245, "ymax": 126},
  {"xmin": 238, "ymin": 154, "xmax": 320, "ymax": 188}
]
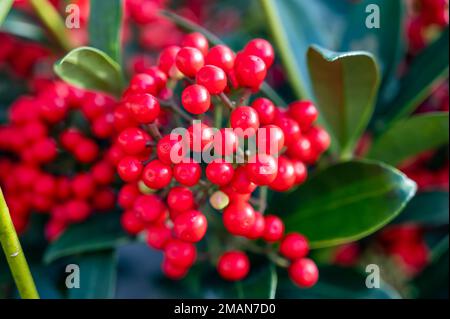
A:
[{"xmin": 0, "ymin": 0, "xmax": 448, "ymax": 299}]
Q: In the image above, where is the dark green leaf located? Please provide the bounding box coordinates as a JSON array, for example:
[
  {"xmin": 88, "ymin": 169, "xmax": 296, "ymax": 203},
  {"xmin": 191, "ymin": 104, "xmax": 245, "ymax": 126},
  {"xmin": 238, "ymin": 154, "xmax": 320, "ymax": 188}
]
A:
[
  {"xmin": 68, "ymin": 250, "xmax": 117, "ymax": 299},
  {"xmin": 0, "ymin": 10, "xmax": 47, "ymax": 43},
  {"xmin": 277, "ymin": 266, "xmax": 400, "ymax": 299},
  {"xmin": 44, "ymin": 212, "xmax": 130, "ymax": 264},
  {"xmin": 367, "ymin": 113, "xmax": 449, "ymax": 166},
  {"xmin": 377, "ymin": 27, "xmax": 449, "ymax": 126},
  {"xmin": 54, "ymin": 46, "xmax": 124, "ymax": 96},
  {"xmin": 0, "ymin": 0, "xmax": 13, "ymax": 26},
  {"xmin": 89, "ymin": 0, "xmax": 123, "ymax": 63},
  {"xmin": 307, "ymin": 46, "xmax": 380, "ymax": 156},
  {"xmin": 274, "ymin": 160, "xmax": 417, "ymax": 248}
]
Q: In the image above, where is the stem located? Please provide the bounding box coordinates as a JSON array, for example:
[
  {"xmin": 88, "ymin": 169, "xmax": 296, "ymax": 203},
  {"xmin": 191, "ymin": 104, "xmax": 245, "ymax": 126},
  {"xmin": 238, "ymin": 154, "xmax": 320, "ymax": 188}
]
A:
[
  {"xmin": 29, "ymin": 0, "xmax": 73, "ymax": 52},
  {"xmin": 258, "ymin": 186, "xmax": 268, "ymax": 214},
  {"xmin": 148, "ymin": 123, "xmax": 162, "ymax": 141},
  {"xmin": 238, "ymin": 89, "xmax": 252, "ymax": 106},
  {"xmin": 219, "ymin": 92, "xmax": 235, "ymax": 110},
  {"xmin": 0, "ymin": 188, "xmax": 39, "ymax": 299},
  {"xmin": 214, "ymin": 103, "xmax": 223, "ymax": 128}
]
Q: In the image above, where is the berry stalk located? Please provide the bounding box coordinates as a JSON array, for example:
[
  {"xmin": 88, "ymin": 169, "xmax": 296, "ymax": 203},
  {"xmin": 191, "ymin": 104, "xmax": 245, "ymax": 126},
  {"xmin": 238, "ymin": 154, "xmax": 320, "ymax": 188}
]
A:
[{"xmin": 0, "ymin": 187, "xmax": 39, "ymax": 299}]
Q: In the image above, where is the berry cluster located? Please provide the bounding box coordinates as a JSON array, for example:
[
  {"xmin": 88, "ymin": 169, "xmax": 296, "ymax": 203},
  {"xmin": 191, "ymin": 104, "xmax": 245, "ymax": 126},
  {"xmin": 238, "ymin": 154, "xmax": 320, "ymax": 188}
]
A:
[
  {"xmin": 0, "ymin": 81, "xmax": 117, "ymax": 240},
  {"xmin": 113, "ymin": 33, "xmax": 329, "ymax": 287},
  {"xmin": 407, "ymin": 0, "xmax": 449, "ymax": 52}
]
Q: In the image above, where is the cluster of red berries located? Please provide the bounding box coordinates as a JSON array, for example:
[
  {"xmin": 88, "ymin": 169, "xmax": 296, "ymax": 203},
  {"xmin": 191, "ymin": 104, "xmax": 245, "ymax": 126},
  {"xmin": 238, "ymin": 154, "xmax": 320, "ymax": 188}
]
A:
[
  {"xmin": 0, "ymin": 81, "xmax": 117, "ymax": 240},
  {"xmin": 112, "ymin": 32, "xmax": 329, "ymax": 287},
  {"xmin": 407, "ymin": 0, "xmax": 449, "ymax": 52}
]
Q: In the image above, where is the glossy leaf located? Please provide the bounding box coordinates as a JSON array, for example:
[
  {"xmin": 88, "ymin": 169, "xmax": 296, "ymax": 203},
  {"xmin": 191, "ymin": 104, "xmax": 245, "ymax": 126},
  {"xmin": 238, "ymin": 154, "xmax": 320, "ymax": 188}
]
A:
[
  {"xmin": 68, "ymin": 250, "xmax": 117, "ymax": 299},
  {"xmin": 394, "ymin": 192, "xmax": 449, "ymax": 226},
  {"xmin": 368, "ymin": 113, "xmax": 449, "ymax": 166},
  {"xmin": 378, "ymin": 27, "xmax": 449, "ymax": 126},
  {"xmin": 44, "ymin": 212, "xmax": 130, "ymax": 264},
  {"xmin": 89, "ymin": 0, "xmax": 123, "ymax": 63},
  {"xmin": 0, "ymin": 0, "xmax": 13, "ymax": 26},
  {"xmin": 54, "ymin": 46, "xmax": 124, "ymax": 96},
  {"xmin": 276, "ymin": 160, "xmax": 417, "ymax": 248},
  {"xmin": 307, "ymin": 46, "xmax": 380, "ymax": 156}
]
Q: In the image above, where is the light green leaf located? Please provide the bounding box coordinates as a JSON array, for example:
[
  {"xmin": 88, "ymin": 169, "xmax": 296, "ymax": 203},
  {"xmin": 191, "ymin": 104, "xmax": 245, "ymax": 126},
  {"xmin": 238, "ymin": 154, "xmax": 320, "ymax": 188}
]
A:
[
  {"xmin": 54, "ymin": 46, "xmax": 124, "ymax": 96},
  {"xmin": 0, "ymin": 0, "xmax": 13, "ymax": 27},
  {"xmin": 368, "ymin": 112, "xmax": 449, "ymax": 166},
  {"xmin": 273, "ymin": 160, "xmax": 417, "ymax": 248},
  {"xmin": 307, "ymin": 46, "xmax": 380, "ymax": 157}
]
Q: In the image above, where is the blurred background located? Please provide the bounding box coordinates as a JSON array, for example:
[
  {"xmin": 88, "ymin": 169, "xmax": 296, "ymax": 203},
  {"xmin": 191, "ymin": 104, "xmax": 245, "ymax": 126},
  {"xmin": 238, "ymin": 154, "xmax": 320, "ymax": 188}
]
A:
[{"xmin": 0, "ymin": 0, "xmax": 448, "ymax": 299}]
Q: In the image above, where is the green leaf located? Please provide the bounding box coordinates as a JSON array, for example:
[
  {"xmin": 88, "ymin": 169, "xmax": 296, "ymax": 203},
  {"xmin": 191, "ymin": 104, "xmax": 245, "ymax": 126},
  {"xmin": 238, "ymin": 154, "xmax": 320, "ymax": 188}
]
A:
[
  {"xmin": 377, "ymin": 27, "xmax": 449, "ymax": 127},
  {"xmin": 160, "ymin": 9, "xmax": 286, "ymax": 106},
  {"xmin": 54, "ymin": 46, "xmax": 124, "ymax": 96},
  {"xmin": 44, "ymin": 212, "xmax": 130, "ymax": 264},
  {"xmin": 307, "ymin": 46, "xmax": 380, "ymax": 157},
  {"xmin": 394, "ymin": 192, "xmax": 449, "ymax": 226},
  {"xmin": 0, "ymin": 0, "xmax": 13, "ymax": 26},
  {"xmin": 367, "ymin": 113, "xmax": 449, "ymax": 166},
  {"xmin": 68, "ymin": 250, "xmax": 117, "ymax": 299},
  {"xmin": 274, "ymin": 160, "xmax": 417, "ymax": 249},
  {"xmin": 89, "ymin": 0, "xmax": 123, "ymax": 63},
  {"xmin": 277, "ymin": 266, "xmax": 401, "ymax": 299}
]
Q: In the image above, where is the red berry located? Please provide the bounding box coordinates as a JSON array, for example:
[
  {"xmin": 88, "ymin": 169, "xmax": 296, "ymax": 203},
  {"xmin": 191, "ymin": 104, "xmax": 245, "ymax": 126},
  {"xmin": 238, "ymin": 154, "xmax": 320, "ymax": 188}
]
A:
[
  {"xmin": 246, "ymin": 154, "xmax": 278, "ymax": 185},
  {"xmin": 121, "ymin": 210, "xmax": 145, "ymax": 235},
  {"xmin": 92, "ymin": 188, "xmax": 115, "ymax": 211},
  {"xmin": 182, "ymin": 84, "xmax": 211, "ymax": 114},
  {"xmin": 165, "ymin": 239, "xmax": 197, "ymax": 268},
  {"xmin": 117, "ymin": 156, "xmax": 143, "ymax": 182},
  {"xmin": 32, "ymin": 138, "xmax": 57, "ymax": 163},
  {"xmin": 157, "ymin": 134, "xmax": 185, "ymax": 164},
  {"xmin": 91, "ymin": 161, "xmax": 115, "ymax": 186},
  {"xmin": 243, "ymin": 38, "xmax": 275, "ymax": 68},
  {"xmin": 196, "ymin": 65, "xmax": 227, "ymax": 94},
  {"xmin": 146, "ymin": 225, "xmax": 171, "ymax": 250},
  {"xmin": 176, "ymin": 47, "xmax": 204, "ymax": 77},
  {"xmin": 263, "ymin": 215, "xmax": 284, "ymax": 242},
  {"xmin": 60, "ymin": 129, "xmax": 83, "ymax": 151},
  {"xmin": 206, "ymin": 159, "xmax": 234, "ymax": 186},
  {"xmin": 247, "ymin": 211, "xmax": 265, "ymax": 240},
  {"xmin": 158, "ymin": 45, "xmax": 181, "ymax": 75},
  {"xmin": 71, "ymin": 174, "xmax": 95, "ymax": 200},
  {"xmin": 114, "ymin": 103, "xmax": 138, "ymax": 131},
  {"xmin": 217, "ymin": 251, "xmax": 250, "ymax": 281},
  {"xmin": 251, "ymin": 98, "xmax": 275, "ymax": 125},
  {"xmin": 162, "ymin": 259, "xmax": 188, "ymax": 280},
  {"xmin": 173, "ymin": 210, "xmax": 208, "ymax": 242},
  {"xmin": 118, "ymin": 184, "xmax": 140, "ymax": 209},
  {"xmin": 286, "ymin": 137, "xmax": 316, "ymax": 164},
  {"xmin": 231, "ymin": 166, "xmax": 257, "ymax": 194},
  {"xmin": 133, "ymin": 194, "xmax": 165, "ymax": 223},
  {"xmin": 280, "ymin": 233, "xmax": 309, "ymax": 260},
  {"xmin": 187, "ymin": 122, "xmax": 214, "ymax": 152},
  {"xmin": 205, "ymin": 45, "xmax": 235, "ymax": 72},
  {"xmin": 173, "ymin": 160, "xmax": 201, "ymax": 186},
  {"xmin": 74, "ymin": 139, "xmax": 99, "ymax": 163},
  {"xmin": 181, "ymin": 32, "xmax": 209, "ymax": 56},
  {"xmin": 213, "ymin": 128, "xmax": 239, "ymax": 156},
  {"xmin": 234, "ymin": 54, "xmax": 267, "ymax": 89},
  {"xmin": 256, "ymin": 124, "xmax": 285, "ymax": 155},
  {"xmin": 125, "ymin": 93, "xmax": 160, "ymax": 124},
  {"xmin": 288, "ymin": 101, "xmax": 318, "ymax": 131},
  {"xmin": 167, "ymin": 186, "xmax": 195, "ymax": 213},
  {"xmin": 142, "ymin": 160, "xmax": 172, "ymax": 189},
  {"xmin": 288, "ymin": 258, "xmax": 319, "ymax": 288},
  {"xmin": 269, "ymin": 157, "xmax": 296, "ymax": 192},
  {"xmin": 292, "ymin": 160, "xmax": 308, "ymax": 185},
  {"xmin": 143, "ymin": 67, "xmax": 167, "ymax": 92},
  {"xmin": 66, "ymin": 200, "xmax": 91, "ymax": 223},
  {"xmin": 117, "ymin": 127, "xmax": 150, "ymax": 155},
  {"xmin": 230, "ymin": 106, "xmax": 260, "ymax": 135},
  {"xmin": 223, "ymin": 201, "xmax": 256, "ymax": 236}
]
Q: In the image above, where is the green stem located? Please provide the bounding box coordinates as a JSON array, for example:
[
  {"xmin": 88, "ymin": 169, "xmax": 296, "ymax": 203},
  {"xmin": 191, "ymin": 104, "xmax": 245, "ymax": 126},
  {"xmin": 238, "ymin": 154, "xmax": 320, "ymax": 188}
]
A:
[
  {"xmin": 0, "ymin": 187, "xmax": 39, "ymax": 299},
  {"xmin": 30, "ymin": 0, "xmax": 73, "ymax": 51}
]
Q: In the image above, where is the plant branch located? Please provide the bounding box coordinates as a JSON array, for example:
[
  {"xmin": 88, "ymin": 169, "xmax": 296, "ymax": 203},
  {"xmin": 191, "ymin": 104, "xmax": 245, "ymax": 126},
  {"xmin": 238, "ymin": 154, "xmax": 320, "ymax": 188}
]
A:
[
  {"xmin": 219, "ymin": 92, "xmax": 235, "ymax": 110},
  {"xmin": 29, "ymin": 0, "xmax": 73, "ymax": 52},
  {"xmin": 0, "ymin": 188, "xmax": 39, "ymax": 299},
  {"xmin": 159, "ymin": 99, "xmax": 194, "ymax": 122}
]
